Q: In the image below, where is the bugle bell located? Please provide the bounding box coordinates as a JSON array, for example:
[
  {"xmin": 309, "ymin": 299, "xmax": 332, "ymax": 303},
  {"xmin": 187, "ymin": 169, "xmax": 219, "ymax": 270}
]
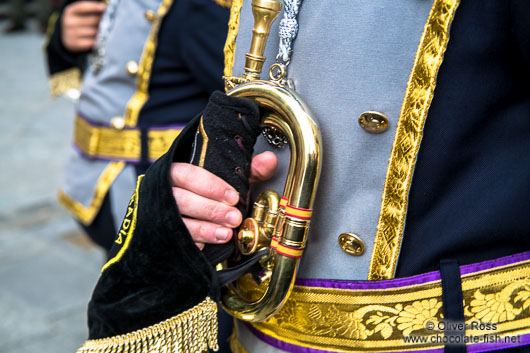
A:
[{"xmin": 220, "ymin": 0, "xmax": 323, "ymax": 323}]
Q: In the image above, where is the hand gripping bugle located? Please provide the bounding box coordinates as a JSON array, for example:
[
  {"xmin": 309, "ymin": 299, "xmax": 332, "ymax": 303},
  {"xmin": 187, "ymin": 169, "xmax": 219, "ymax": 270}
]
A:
[{"xmin": 197, "ymin": 0, "xmax": 322, "ymax": 323}]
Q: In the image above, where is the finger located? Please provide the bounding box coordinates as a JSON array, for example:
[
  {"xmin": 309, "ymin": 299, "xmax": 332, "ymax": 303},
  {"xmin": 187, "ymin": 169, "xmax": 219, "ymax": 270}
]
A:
[
  {"xmin": 69, "ymin": 1, "xmax": 107, "ymax": 15},
  {"xmin": 173, "ymin": 187, "xmax": 242, "ymax": 227},
  {"xmin": 66, "ymin": 38, "xmax": 96, "ymax": 52},
  {"xmin": 72, "ymin": 26, "xmax": 98, "ymax": 39},
  {"xmin": 72, "ymin": 15, "xmax": 102, "ymax": 27},
  {"xmin": 62, "ymin": 15, "xmax": 101, "ymax": 30},
  {"xmin": 170, "ymin": 163, "xmax": 239, "ymax": 206},
  {"xmin": 249, "ymin": 151, "xmax": 278, "ymax": 183},
  {"xmin": 195, "ymin": 242, "xmax": 205, "ymax": 250},
  {"xmin": 183, "ymin": 218, "xmax": 233, "ymax": 244}
]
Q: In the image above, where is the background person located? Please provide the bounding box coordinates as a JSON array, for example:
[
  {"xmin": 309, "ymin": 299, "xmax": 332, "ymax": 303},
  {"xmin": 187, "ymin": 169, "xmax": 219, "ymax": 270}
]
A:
[
  {"xmin": 46, "ymin": 0, "xmax": 234, "ymax": 351},
  {"xmin": 46, "ymin": 0, "xmax": 231, "ymax": 253}
]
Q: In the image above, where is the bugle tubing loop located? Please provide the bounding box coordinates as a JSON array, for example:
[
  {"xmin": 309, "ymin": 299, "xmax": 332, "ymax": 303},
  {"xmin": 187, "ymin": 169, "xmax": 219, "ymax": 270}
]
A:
[{"xmin": 220, "ymin": 0, "xmax": 322, "ymax": 324}]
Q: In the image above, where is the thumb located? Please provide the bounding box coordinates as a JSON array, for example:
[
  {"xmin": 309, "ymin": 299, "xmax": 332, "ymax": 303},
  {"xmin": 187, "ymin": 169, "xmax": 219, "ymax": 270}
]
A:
[{"xmin": 249, "ymin": 151, "xmax": 278, "ymax": 184}]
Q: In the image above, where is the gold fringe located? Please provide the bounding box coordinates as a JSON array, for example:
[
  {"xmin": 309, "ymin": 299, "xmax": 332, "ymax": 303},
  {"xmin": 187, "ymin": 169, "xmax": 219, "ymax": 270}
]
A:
[
  {"xmin": 368, "ymin": 0, "xmax": 461, "ymax": 280},
  {"xmin": 76, "ymin": 297, "xmax": 219, "ymax": 353},
  {"xmin": 49, "ymin": 67, "xmax": 82, "ymax": 97}
]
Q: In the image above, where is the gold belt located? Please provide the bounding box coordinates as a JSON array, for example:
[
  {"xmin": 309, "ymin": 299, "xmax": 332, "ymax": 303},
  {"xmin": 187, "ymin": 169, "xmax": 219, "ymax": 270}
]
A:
[
  {"xmin": 237, "ymin": 252, "xmax": 530, "ymax": 352},
  {"xmin": 73, "ymin": 114, "xmax": 183, "ymax": 162}
]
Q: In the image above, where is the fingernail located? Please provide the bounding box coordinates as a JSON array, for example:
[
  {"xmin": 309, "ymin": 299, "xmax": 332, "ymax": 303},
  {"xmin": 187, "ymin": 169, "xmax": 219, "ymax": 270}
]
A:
[
  {"xmin": 215, "ymin": 228, "xmax": 231, "ymax": 241},
  {"xmin": 226, "ymin": 210, "xmax": 240, "ymax": 226},
  {"xmin": 225, "ymin": 190, "xmax": 239, "ymax": 205}
]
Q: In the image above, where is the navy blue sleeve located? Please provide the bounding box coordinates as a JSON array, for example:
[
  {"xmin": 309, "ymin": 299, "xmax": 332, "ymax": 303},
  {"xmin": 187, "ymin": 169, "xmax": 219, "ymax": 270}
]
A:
[
  {"xmin": 510, "ymin": 0, "xmax": 530, "ymax": 69},
  {"xmin": 177, "ymin": 0, "xmax": 230, "ymax": 93}
]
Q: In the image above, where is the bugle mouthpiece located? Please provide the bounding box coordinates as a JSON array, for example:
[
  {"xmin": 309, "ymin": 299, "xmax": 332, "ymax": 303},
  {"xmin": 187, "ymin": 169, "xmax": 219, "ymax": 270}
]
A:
[{"xmin": 243, "ymin": 0, "xmax": 282, "ymax": 80}]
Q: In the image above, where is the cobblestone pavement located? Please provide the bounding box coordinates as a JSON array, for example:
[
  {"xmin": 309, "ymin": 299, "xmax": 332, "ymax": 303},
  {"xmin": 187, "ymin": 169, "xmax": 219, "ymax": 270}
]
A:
[{"xmin": 0, "ymin": 21, "xmax": 106, "ymax": 353}]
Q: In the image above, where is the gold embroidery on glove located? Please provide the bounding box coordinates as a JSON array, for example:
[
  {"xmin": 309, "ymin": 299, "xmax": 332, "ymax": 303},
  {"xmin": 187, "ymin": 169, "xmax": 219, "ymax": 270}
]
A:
[
  {"xmin": 101, "ymin": 175, "xmax": 143, "ymax": 272},
  {"xmin": 198, "ymin": 116, "xmax": 209, "ymax": 168}
]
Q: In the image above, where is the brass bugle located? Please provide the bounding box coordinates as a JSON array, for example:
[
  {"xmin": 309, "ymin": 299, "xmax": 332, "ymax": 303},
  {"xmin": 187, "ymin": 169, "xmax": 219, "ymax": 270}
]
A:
[{"xmin": 220, "ymin": 0, "xmax": 322, "ymax": 322}]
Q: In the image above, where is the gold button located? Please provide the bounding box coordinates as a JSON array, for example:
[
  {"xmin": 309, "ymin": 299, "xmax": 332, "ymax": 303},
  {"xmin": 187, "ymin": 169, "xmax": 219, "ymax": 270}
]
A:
[
  {"xmin": 338, "ymin": 233, "xmax": 365, "ymax": 256},
  {"xmin": 126, "ymin": 61, "xmax": 139, "ymax": 76},
  {"xmin": 358, "ymin": 111, "xmax": 389, "ymax": 134},
  {"xmin": 144, "ymin": 10, "xmax": 157, "ymax": 22},
  {"xmin": 110, "ymin": 116, "xmax": 126, "ymax": 130}
]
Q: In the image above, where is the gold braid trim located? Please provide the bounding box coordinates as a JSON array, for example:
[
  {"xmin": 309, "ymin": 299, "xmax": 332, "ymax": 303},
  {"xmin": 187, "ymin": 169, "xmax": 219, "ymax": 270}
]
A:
[
  {"xmin": 73, "ymin": 115, "xmax": 182, "ymax": 162},
  {"xmin": 76, "ymin": 297, "xmax": 219, "ymax": 353},
  {"xmin": 368, "ymin": 0, "xmax": 461, "ymax": 280},
  {"xmin": 247, "ymin": 259, "xmax": 530, "ymax": 352},
  {"xmin": 222, "ymin": 0, "xmax": 244, "ymax": 87},
  {"xmin": 58, "ymin": 161, "xmax": 126, "ymax": 225},
  {"xmin": 49, "ymin": 67, "xmax": 82, "ymax": 97}
]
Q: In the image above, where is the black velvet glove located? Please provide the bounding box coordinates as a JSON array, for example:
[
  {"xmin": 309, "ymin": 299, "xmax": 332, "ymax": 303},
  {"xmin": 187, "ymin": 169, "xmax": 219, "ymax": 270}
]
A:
[
  {"xmin": 86, "ymin": 91, "xmax": 261, "ymax": 340},
  {"xmin": 190, "ymin": 91, "xmax": 262, "ymax": 265}
]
